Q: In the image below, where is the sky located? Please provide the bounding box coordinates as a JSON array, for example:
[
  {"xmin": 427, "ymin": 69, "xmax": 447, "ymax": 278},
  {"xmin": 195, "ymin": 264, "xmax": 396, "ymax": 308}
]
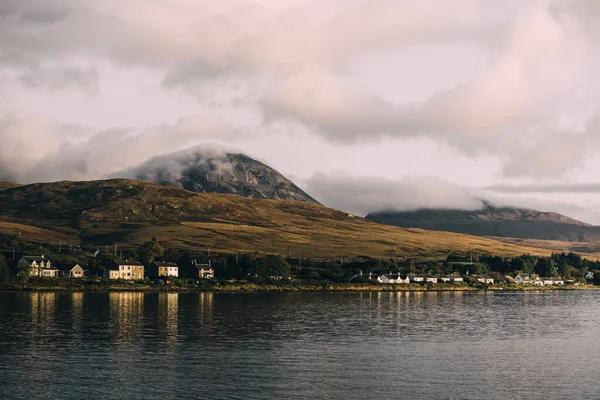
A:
[{"xmin": 1, "ymin": 0, "xmax": 600, "ymax": 223}]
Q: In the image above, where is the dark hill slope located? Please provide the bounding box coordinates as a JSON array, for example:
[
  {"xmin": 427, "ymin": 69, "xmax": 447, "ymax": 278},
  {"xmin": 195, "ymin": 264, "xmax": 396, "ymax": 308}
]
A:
[{"xmin": 366, "ymin": 203, "xmax": 600, "ymax": 242}]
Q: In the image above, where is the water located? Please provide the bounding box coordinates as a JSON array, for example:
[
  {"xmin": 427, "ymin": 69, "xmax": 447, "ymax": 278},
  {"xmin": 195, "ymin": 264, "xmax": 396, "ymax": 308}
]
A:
[{"xmin": 1, "ymin": 291, "xmax": 599, "ymax": 399}]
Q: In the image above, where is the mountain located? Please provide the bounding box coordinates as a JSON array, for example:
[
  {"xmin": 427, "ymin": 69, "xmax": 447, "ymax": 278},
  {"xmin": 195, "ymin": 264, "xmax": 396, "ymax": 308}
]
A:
[
  {"xmin": 366, "ymin": 202, "xmax": 600, "ymax": 242},
  {"xmin": 117, "ymin": 146, "xmax": 318, "ymax": 203},
  {"xmin": 0, "ymin": 179, "xmax": 558, "ymax": 260}
]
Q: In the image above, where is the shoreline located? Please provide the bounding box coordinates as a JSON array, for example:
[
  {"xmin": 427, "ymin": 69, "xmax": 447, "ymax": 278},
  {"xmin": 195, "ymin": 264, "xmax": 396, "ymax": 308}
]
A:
[{"xmin": 1, "ymin": 281, "xmax": 598, "ymax": 293}]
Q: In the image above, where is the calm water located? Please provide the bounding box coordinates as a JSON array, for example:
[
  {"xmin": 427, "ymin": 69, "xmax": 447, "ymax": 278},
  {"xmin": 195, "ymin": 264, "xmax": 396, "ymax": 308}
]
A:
[{"xmin": 1, "ymin": 291, "xmax": 599, "ymax": 399}]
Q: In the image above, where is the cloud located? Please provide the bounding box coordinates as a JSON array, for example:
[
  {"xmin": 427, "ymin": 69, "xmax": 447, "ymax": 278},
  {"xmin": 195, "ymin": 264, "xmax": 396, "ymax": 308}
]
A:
[
  {"xmin": 303, "ymin": 174, "xmax": 483, "ymax": 216},
  {"xmin": 485, "ymin": 182, "xmax": 600, "ymax": 194},
  {"xmin": 116, "ymin": 144, "xmax": 235, "ymax": 185},
  {"xmin": 0, "ymin": 110, "xmax": 238, "ymax": 183},
  {"xmin": 3, "ymin": 0, "xmax": 600, "ymax": 186},
  {"xmin": 18, "ymin": 64, "xmax": 98, "ymax": 93}
]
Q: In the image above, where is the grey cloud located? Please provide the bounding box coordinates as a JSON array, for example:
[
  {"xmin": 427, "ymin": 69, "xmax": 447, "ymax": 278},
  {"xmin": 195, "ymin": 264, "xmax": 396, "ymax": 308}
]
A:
[
  {"xmin": 302, "ymin": 174, "xmax": 483, "ymax": 217},
  {"xmin": 0, "ymin": 111, "xmax": 238, "ymax": 184},
  {"xmin": 485, "ymin": 182, "xmax": 600, "ymax": 194},
  {"xmin": 2, "ymin": 0, "xmax": 600, "ymax": 181},
  {"xmin": 18, "ymin": 65, "xmax": 98, "ymax": 92}
]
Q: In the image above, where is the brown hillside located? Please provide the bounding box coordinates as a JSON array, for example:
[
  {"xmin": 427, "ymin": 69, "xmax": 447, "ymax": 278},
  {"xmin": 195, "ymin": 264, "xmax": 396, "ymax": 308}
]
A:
[{"xmin": 0, "ymin": 179, "xmax": 577, "ymax": 260}]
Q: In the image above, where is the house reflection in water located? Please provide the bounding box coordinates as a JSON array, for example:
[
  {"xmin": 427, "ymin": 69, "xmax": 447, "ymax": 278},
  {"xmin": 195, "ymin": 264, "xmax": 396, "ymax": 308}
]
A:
[
  {"xmin": 109, "ymin": 292, "xmax": 144, "ymax": 343},
  {"xmin": 157, "ymin": 293, "xmax": 179, "ymax": 343}
]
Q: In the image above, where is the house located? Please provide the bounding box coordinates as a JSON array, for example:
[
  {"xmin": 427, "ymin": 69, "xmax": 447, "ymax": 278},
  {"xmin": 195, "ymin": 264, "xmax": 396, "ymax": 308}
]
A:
[
  {"xmin": 148, "ymin": 262, "xmax": 178, "ymax": 278},
  {"xmin": 536, "ymin": 277, "xmax": 564, "ymax": 286},
  {"xmin": 501, "ymin": 275, "xmax": 517, "ymax": 284},
  {"xmin": 436, "ymin": 275, "xmax": 451, "ymax": 283},
  {"xmin": 449, "ymin": 275, "xmax": 464, "ymax": 283},
  {"xmin": 184, "ymin": 260, "xmax": 214, "ymax": 279},
  {"xmin": 476, "ymin": 275, "xmax": 494, "ymax": 284},
  {"xmin": 408, "ymin": 275, "xmax": 424, "ymax": 283},
  {"xmin": 424, "ymin": 275, "xmax": 438, "ymax": 284},
  {"xmin": 104, "ymin": 261, "xmax": 145, "ymax": 280},
  {"xmin": 377, "ymin": 274, "xmax": 410, "ymax": 284},
  {"xmin": 515, "ymin": 274, "xmax": 531, "ymax": 284},
  {"xmin": 19, "ymin": 255, "xmax": 58, "ymax": 277},
  {"xmin": 55, "ymin": 263, "xmax": 85, "ymax": 278}
]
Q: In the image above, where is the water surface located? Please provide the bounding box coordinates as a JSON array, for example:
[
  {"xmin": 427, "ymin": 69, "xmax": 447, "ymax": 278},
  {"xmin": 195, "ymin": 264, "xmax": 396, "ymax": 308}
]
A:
[{"xmin": 1, "ymin": 291, "xmax": 599, "ymax": 399}]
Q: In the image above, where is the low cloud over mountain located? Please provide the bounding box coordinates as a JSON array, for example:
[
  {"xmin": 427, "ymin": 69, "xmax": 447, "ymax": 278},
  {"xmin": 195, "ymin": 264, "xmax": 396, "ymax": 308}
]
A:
[{"xmin": 117, "ymin": 145, "xmax": 317, "ymax": 202}]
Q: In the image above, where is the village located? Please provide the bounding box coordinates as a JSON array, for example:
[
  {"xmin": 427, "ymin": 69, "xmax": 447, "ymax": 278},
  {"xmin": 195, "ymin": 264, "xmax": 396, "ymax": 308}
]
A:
[
  {"xmin": 15, "ymin": 253, "xmax": 591, "ymax": 289},
  {"xmin": 370, "ymin": 271, "xmax": 585, "ymax": 286},
  {"xmin": 17, "ymin": 255, "xmax": 214, "ymax": 282}
]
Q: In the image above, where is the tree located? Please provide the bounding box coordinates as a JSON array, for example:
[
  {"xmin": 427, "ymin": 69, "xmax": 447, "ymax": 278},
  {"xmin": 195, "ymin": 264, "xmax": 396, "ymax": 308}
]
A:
[
  {"xmin": 0, "ymin": 254, "xmax": 9, "ymax": 283},
  {"xmin": 16, "ymin": 262, "xmax": 32, "ymax": 280},
  {"xmin": 137, "ymin": 237, "xmax": 164, "ymax": 265}
]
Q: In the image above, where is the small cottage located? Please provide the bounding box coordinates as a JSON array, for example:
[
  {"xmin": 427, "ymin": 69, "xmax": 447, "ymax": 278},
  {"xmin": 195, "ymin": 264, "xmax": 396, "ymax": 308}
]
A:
[
  {"xmin": 476, "ymin": 275, "xmax": 494, "ymax": 284},
  {"xmin": 377, "ymin": 274, "xmax": 410, "ymax": 284},
  {"xmin": 184, "ymin": 260, "xmax": 214, "ymax": 279},
  {"xmin": 148, "ymin": 262, "xmax": 178, "ymax": 278},
  {"xmin": 104, "ymin": 261, "xmax": 145, "ymax": 280},
  {"xmin": 515, "ymin": 274, "xmax": 531, "ymax": 284},
  {"xmin": 55, "ymin": 263, "xmax": 85, "ymax": 278},
  {"xmin": 408, "ymin": 275, "xmax": 424, "ymax": 283}
]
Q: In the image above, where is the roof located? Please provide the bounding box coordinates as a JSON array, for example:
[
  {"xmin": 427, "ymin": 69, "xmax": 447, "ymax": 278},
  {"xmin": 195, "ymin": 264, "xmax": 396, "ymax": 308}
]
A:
[
  {"xmin": 21, "ymin": 256, "xmax": 46, "ymax": 263},
  {"xmin": 107, "ymin": 260, "xmax": 144, "ymax": 269},
  {"xmin": 152, "ymin": 262, "xmax": 178, "ymax": 267},
  {"xmin": 54, "ymin": 263, "xmax": 81, "ymax": 271}
]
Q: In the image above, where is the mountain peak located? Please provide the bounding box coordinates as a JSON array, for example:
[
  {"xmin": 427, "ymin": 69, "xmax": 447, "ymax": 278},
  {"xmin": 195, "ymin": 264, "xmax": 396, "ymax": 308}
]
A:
[{"xmin": 116, "ymin": 145, "xmax": 318, "ymax": 203}]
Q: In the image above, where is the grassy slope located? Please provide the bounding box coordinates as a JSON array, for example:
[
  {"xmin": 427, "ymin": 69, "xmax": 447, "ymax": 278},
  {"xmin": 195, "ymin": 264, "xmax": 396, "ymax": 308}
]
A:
[
  {"xmin": 0, "ymin": 179, "xmax": 583, "ymax": 260},
  {"xmin": 0, "ymin": 181, "xmax": 22, "ymax": 190}
]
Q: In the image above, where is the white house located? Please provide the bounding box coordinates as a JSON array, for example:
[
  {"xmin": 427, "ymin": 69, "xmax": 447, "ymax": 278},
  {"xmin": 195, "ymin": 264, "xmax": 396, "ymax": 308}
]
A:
[
  {"xmin": 477, "ymin": 275, "xmax": 494, "ymax": 284},
  {"xmin": 449, "ymin": 275, "xmax": 464, "ymax": 283},
  {"xmin": 377, "ymin": 274, "xmax": 410, "ymax": 284},
  {"xmin": 19, "ymin": 255, "xmax": 58, "ymax": 277},
  {"xmin": 408, "ymin": 275, "xmax": 424, "ymax": 283},
  {"xmin": 515, "ymin": 274, "xmax": 531, "ymax": 284},
  {"xmin": 536, "ymin": 278, "xmax": 564, "ymax": 286},
  {"xmin": 436, "ymin": 275, "xmax": 451, "ymax": 283},
  {"xmin": 104, "ymin": 261, "xmax": 145, "ymax": 280},
  {"xmin": 424, "ymin": 276, "xmax": 438, "ymax": 284}
]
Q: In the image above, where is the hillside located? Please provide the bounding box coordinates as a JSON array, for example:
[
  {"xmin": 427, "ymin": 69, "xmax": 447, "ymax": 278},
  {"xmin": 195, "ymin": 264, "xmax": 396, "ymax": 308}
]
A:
[
  {"xmin": 366, "ymin": 202, "xmax": 600, "ymax": 242},
  {"xmin": 0, "ymin": 181, "xmax": 22, "ymax": 190},
  {"xmin": 117, "ymin": 146, "xmax": 317, "ymax": 203},
  {"xmin": 0, "ymin": 179, "xmax": 565, "ymax": 260}
]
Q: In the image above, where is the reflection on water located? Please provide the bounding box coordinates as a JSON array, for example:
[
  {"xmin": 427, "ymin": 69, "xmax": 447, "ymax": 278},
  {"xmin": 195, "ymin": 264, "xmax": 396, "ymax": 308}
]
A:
[{"xmin": 1, "ymin": 291, "xmax": 600, "ymax": 399}]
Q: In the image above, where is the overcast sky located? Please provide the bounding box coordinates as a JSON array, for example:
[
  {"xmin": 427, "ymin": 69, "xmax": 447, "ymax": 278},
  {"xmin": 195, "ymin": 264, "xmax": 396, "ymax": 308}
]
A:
[{"xmin": 2, "ymin": 0, "xmax": 600, "ymax": 223}]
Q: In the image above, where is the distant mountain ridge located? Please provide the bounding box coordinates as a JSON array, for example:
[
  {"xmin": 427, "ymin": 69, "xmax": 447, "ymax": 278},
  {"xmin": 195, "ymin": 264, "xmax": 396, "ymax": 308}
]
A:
[
  {"xmin": 366, "ymin": 202, "xmax": 600, "ymax": 242},
  {"xmin": 118, "ymin": 146, "xmax": 318, "ymax": 203}
]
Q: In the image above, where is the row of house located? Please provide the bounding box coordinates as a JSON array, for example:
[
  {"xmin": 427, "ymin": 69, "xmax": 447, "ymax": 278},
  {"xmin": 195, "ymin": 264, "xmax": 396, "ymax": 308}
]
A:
[
  {"xmin": 375, "ymin": 271, "xmax": 571, "ymax": 286},
  {"xmin": 18, "ymin": 256, "xmax": 214, "ymax": 281},
  {"xmin": 376, "ymin": 273, "xmax": 468, "ymax": 284},
  {"xmin": 513, "ymin": 274, "xmax": 565, "ymax": 286}
]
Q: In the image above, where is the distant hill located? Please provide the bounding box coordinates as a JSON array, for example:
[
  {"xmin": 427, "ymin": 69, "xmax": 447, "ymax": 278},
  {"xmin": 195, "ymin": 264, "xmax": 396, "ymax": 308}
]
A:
[
  {"xmin": 117, "ymin": 146, "xmax": 318, "ymax": 203},
  {"xmin": 0, "ymin": 181, "xmax": 22, "ymax": 190},
  {"xmin": 0, "ymin": 179, "xmax": 558, "ymax": 260},
  {"xmin": 366, "ymin": 202, "xmax": 600, "ymax": 242}
]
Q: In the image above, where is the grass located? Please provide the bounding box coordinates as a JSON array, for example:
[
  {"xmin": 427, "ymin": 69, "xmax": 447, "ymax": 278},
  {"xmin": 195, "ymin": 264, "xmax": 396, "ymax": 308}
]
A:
[{"xmin": 0, "ymin": 178, "xmax": 594, "ymax": 260}]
